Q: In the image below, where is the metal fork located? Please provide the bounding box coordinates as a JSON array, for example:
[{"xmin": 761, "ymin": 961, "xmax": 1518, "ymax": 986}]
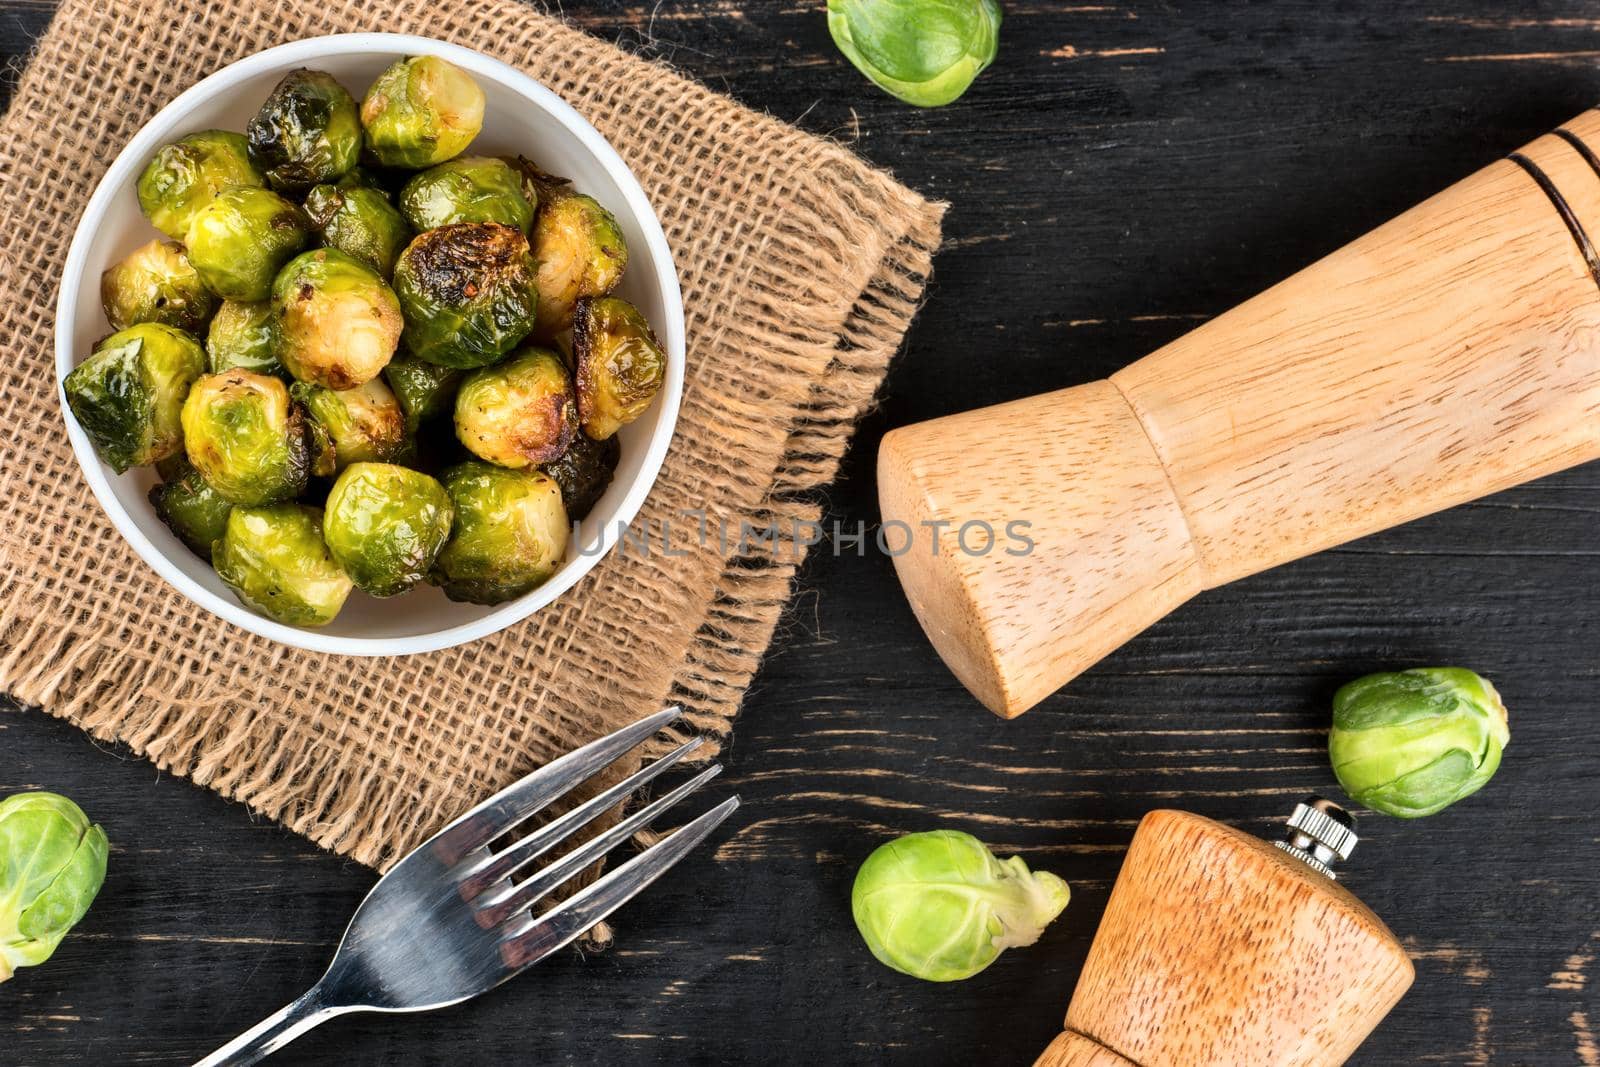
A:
[{"xmin": 194, "ymin": 707, "xmax": 735, "ymax": 1066}]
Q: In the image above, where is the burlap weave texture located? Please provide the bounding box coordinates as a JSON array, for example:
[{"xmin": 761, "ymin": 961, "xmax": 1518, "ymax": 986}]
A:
[{"xmin": 0, "ymin": 0, "xmax": 943, "ymax": 867}]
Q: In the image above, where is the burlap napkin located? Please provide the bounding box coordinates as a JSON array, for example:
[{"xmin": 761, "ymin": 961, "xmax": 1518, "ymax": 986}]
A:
[{"xmin": 0, "ymin": 0, "xmax": 942, "ymax": 868}]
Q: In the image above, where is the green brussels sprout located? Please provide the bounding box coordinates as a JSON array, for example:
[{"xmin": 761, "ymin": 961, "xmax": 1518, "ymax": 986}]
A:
[
  {"xmin": 530, "ymin": 193, "xmax": 627, "ymax": 336},
  {"xmin": 213, "ymin": 504, "xmax": 353, "ymax": 626},
  {"xmin": 431, "ymin": 461, "xmax": 569, "ymax": 604},
  {"xmin": 99, "ymin": 238, "xmax": 217, "ymax": 333},
  {"xmin": 572, "ymin": 296, "xmax": 666, "ymax": 440},
  {"xmin": 136, "ymin": 130, "xmax": 264, "ymax": 240},
  {"xmin": 454, "ymin": 348, "xmax": 577, "ymax": 468},
  {"xmin": 291, "ymin": 378, "xmax": 407, "ymax": 470},
  {"xmin": 1329, "ymin": 667, "xmax": 1510, "ymax": 818},
  {"xmin": 541, "ymin": 430, "xmax": 619, "ymax": 521},
  {"xmin": 150, "ymin": 455, "xmax": 234, "ymax": 561},
  {"xmin": 392, "ymin": 223, "xmax": 539, "ymax": 369},
  {"xmin": 185, "ymin": 186, "xmax": 309, "ymax": 301},
  {"xmin": 827, "ymin": 0, "xmax": 1001, "ymax": 108},
  {"xmin": 181, "ymin": 371, "xmax": 310, "ymax": 505},
  {"xmin": 271, "ymin": 248, "xmax": 404, "ymax": 389},
  {"xmin": 206, "ymin": 300, "xmax": 284, "ymax": 377},
  {"xmin": 852, "ymin": 829, "xmax": 1068, "ymax": 982},
  {"xmin": 246, "ymin": 69, "xmax": 363, "ymax": 194},
  {"xmin": 398, "ymin": 156, "xmax": 535, "ymax": 234},
  {"xmin": 360, "ymin": 55, "xmax": 486, "ymax": 169},
  {"xmin": 302, "ymin": 183, "xmax": 412, "ymax": 276},
  {"xmin": 384, "ymin": 356, "xmax": 462, "ymax": 433},
  {"xmin": 323, "ymin": 462, "xmax": 454, "ymax": 597},
  {"xmin": 63, "ymin": 323, "xmax": 205, "ymax": 473},
  {"xmin": 0, "ymin": 792, "xmax": 108, "ymax": 983}
]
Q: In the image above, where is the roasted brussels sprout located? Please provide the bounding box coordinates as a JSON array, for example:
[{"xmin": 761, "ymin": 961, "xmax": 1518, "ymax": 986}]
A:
[
  {"xmin": 136, "ymin": 130, "xmax": 263, "ymax": 240},
  {"xmin": 150, "ymin": 454, "xmax": 234, "ymax": 561},
  {"xmin": 323, "ymin": 462, "xmax": 454, "ymax": 597},
  {"xmin": 392, "ymin": 223, "xmax": 539, "ymax": 369},
  {"xmin": 454, "ymin": 348, "xmax": 577, "ymax": 468},
  {"xmin": 530, "ymin": 193, "xmax": 628, "ymax": 335},
  {"xmin": 181, "ymin": 371, "xmax": 310, "ymax": 505},
  {"xmin": 502, "ymin": 155, "xmax": 571, "ymax": 212},
  {"xmin": 384, "ymin": 356, "xmax": 462, "ymax": 433},
  {"xmin": 206, "ymin": 300, "xmax": 284, "ymax": 377},
  {"xmin": 827, "ymin": 0, "xmax": 1002, "ymax": 109},
  {"xmin": 852, "ymin": 830, "xmax": 1069, "ymax": 982},
  {"xmin": 246, "ymin": 69, "xmax": 363, "ymax": 194},
  {"xmin": 185, "ymin": 186, "xmax": 309, "ymax": 301},
  {"xmin": 271, "ymin": 248, "xmax": 403, "ymax": 389},
  {"xmin": 431, "ymin": 461, "xmax": 569, "ymax": 604},
  {"xmin": 572, "ymin": 296, "xmax": 666, "ymax": 440},
  {"xmin": 399, "ymin": 156, "xmax": 535, "ymax": 234},
  {"xmin": 541, "ymin": 431, "xmax": 619, "ymax": 521},
  {"xmin": 0, "ymin": 792, "xmax": 108, "ymax": 983},
  {"xmin": 100, "ymin": 238, "xmax": 217, "ymax": 333},
  {"xmin": 360, "ymin": 55, "xmax": 485, "ymax": 169},
  {"xmin": 291, "ymin": 378, "xmax": 407, "ymax": 470},
  {"xmin": 302, "ymin": 182, "xmax": 412, "ymax": 276},
  {"xmin": 63, "ymin": 323, "xmax": 205, "ymax": 472},
  {"xmin": 213, "ymin": 504, "xmax": 353, "ymax": 626}
]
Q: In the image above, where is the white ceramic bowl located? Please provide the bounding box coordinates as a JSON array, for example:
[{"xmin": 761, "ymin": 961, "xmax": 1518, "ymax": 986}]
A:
[{"xmin": 56, "ymin": 33, "xmax": 684, "ymax": 656}]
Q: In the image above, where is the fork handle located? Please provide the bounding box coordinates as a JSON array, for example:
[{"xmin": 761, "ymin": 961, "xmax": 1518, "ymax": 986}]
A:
[{"xmin": 192, "ymin": 983, "xmax": 354, "ymax": 1067}]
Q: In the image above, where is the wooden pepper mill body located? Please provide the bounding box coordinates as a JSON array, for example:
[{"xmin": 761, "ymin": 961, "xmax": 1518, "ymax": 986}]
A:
[
  {"xmin": 1035, "ymin": 809, "xmax": 1414, "ymax": 1067},
  {"xmin": 880, "ymin": 110, "xmax": 1600, "ymax": 717}
]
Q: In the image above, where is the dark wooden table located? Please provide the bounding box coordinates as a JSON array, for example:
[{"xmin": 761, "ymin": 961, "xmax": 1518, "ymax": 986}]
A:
[{"xmin": 6, "ymin": 2, "xmax": 1600, "ymax": 1063}]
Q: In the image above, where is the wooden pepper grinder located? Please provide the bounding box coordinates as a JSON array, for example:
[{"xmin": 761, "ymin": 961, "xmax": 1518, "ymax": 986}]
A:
[{"xmin": 1037, "ymin": 799, "xmax": 1413, "ymax": 1067}]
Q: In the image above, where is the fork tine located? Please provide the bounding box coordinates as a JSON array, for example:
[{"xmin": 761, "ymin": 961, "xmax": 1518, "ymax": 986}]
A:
[
  {"xmin": 498, "ymin": 797, "xmax": 741, "ymax": 971},
  {"xmin": 474, "ymin": 763, "xmax": 723, "ymax": 928},
  {"xmin": 429, "ymin": 707, "xmax": 683, "ymax": 865}
]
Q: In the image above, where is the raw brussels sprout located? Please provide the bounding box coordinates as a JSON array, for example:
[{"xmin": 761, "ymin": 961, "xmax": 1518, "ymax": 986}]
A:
[
  {"xmin": 454, "ymin": 348, "xmax": 577, "ymax": 468},
  {"xmin": 271, "ymin": 248, "xmax": 404, "ymax": 389},
  {"xmin": 431, "ymin": 461, "xmax": 569, "ymax": 604},
  {"xmin": 360, "ymin": 55, "xmax": 486, "ymax": 169},
  {"xmin": 206, "ymin": 300, "xmax": 284, "ymax": 377},
  {"xmin": 384, "ymin": 356, "xmax": 462, "ymax": 433},
  {"xmin": 323, "ymin": 462, "xmax": 454, "ymax": 597},
  {"xmin": 181, "ymin": 371, "xmax": 310, "ymax": 505},
  {"xmin": 303, "ymin": 183, "xmax": 412, "ymax": 276},
  {"xmin": 572, "ymin": 296, "xmax": 666, "ymax": 440},
  {"xmin": 185, "ymin": 186, "xmax": 309, "ymax": 301},
  {"xmin": 246, "ymin": 69, "xmax": 363, "ymax": 194},
  {"xmin": 1329, "ymin": 668, "xmax": 1510, "ymax": 818},
  {"xmin": 99, "ymin": 238, "xmax": 217, "ymax": 333},
  {"xmin": 541, "ymin": 431, "xmax": 619, "ymax": 521},
  {"xmin": 530, "ymin": 193, "xmax": 628, "ymax": 336},
  {"xmin": 291, "ymin": 378, "xmax": 407, "ymax": 470},
  {"xmin": 0, "ymin": 792, "xmax": 108, "ymax": 983},
  {"xmin": 392, "ymin": 223, "xmax": 539, "ymax": 369},
  {"xmin": 150, "ymin": 455, "xmax": 234, "ymax": 561},
  {"xmin": 213, "ymin": 504, "xmax": 353, "ymax": 626},
  {"xmin": 852, "ymin": 829, "xmax": 1068, "ymax": 982},
  {"xmin": 63, "ymin": 323, "xmax": 205, "ymax": 472},
  {"xmin": 827, "ymin": 0, "xmax": 1002, "ymax": 108},
  {"xmin": 399, "ymin": 156, "xmax": 535, "ymax": 234},
  {"xmin": 136, "ymin": 130, "xmax": 264, "ymax": 240}
]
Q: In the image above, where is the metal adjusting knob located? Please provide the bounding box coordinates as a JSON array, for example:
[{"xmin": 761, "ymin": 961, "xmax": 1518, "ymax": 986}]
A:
[{"xmin": 1273, "ymin": 796, "xmax": 1358, "ymax": 880}]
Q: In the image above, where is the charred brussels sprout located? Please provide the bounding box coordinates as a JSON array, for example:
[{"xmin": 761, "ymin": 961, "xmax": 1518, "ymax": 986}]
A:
[
  {"xmin": 271, "ymin": 249, "xmax": 403, "ymax": 389},
  {"xmin": 541, "ymin": 431, "xmax": 619, "ymax": 521},
  {"xmin": 431, "ymin": 461, "xmax": 569, "ymax": 604},
  {"xmin": 213, "ymin": 504, "xmax": 352, "ymax": 626},
  {"xmin": 399, "ymin": 156, "xmax": 534, "ymax": 234},
  {"xmin": 530, "ymin": 193, "xmax": 628, "ymax": 336},
  {"xmin": 206, "ymin": 300, "xmax": 284, "ymax": 377},
  {"xmin": 291, "ymin": 378, "xmax": 407, "ymax": 470},
  {"xmin": 323, "ymin": 462, "xmax": 454, "ymax": 597},
  {"xmin": 100, "ymin": 239, "xmax": 217, "ymax": 333},
  {"xmin": 185, "ymin": 186, "xmax": 308, "ymax": 301},
  {"xmin": 573, "ymin": 296, "xmax": 666, "ymax": 440},
  {"xmin": 302, "ymin": 183, "xmax": 411, "ymax": 276},
  {"xmin": 150, "ymin": 455, "xmax": 234, "ymax": 561},
  {"xmin": 454, "ymin": 348, "xmax": 577, "ymax": 468},
  {"xmin": 63, "ymin": 323, "xmax": 205, "ymax": 472},
  {"xmin": 136, "ymin": 130, "xmax": 263, "ymax": 239},
  {"xmin": 246, "ymin": 69, "xmax": 362, "ymax": 194},
  {"xmin": 181, "ymin": 371, "xmax": 310, "ymax": 505},
  {"xmin": 0, "ymin": 792, "xmax": 108, "ymax": 983},
  {"xmin": 384, "ymin": 356, "xmax": 462, "ymax": 433},
  {"xmin": 392, "ymin": 223, "xmax": 539, "ymax": 369},
  {"xmin": 360, "ymin": 55, "xmax": 485, "ymax": 169}
]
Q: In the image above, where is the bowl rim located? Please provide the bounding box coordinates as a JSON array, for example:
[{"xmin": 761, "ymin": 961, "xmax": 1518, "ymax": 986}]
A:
[{"xmin": 54, "ymin": 32, "xmax": 686, "ymax": 657}]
